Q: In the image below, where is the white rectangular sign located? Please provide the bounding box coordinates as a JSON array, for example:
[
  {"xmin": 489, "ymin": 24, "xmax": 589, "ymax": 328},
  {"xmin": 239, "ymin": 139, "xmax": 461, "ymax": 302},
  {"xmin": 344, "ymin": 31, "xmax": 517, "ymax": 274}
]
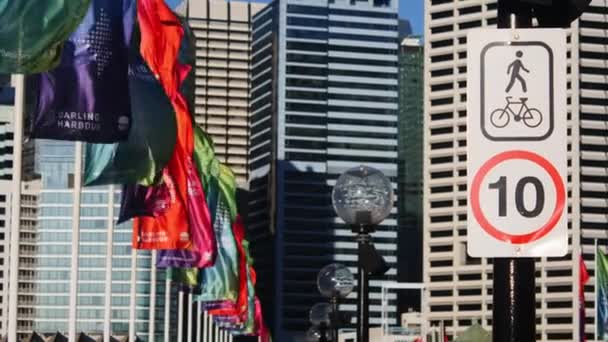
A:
[{"xmin": 467, "ymin": 29, "xmax": 567, "ymax": 258}]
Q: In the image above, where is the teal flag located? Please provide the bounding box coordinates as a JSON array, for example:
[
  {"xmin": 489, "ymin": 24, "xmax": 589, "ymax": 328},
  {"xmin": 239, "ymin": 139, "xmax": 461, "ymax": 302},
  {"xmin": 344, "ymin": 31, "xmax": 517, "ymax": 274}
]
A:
[
  {"xmin": 197, "ymin": 200, "xmax": 239, "ymax": 303},
  {"xmin": 597, "ymin": 248, "xmax": 608, "ymax": 339},
  {"xmin": 83, "ymin": 25, "xmax": 177, "ymax": 186},
  {"xmin": 0, "ymin": 1, "xmax": 91, "ymax": 73}
]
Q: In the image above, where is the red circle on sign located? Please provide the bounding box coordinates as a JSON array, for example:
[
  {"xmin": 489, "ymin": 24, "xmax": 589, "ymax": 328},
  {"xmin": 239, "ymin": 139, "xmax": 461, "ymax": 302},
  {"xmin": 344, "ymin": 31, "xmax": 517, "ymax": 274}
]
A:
[{"xmin": 470, "ymin": 150, "xmax": 565, "ymax": 244}]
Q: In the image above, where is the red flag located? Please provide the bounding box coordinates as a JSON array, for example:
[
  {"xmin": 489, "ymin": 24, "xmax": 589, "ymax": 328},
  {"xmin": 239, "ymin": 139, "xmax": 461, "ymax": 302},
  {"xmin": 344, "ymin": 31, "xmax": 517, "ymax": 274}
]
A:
[
  {"xmin": 133, "ymin": 0, "xmax": 215, "ymax": 258},
  {"xmin": 580, "ymin": 256, "xmax": 590, "ymax": 342}
]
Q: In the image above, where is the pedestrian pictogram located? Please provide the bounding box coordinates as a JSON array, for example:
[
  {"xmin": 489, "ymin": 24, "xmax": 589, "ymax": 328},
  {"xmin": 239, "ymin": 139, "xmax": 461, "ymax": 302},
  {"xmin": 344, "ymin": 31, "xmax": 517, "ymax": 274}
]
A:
[
  {"xmin": 467, "ymin": 29, "xmax": 567, "ymax": 258},
  {"xmin": 506, "ymin": 51, "xmax": 530, "ymax": 93}
]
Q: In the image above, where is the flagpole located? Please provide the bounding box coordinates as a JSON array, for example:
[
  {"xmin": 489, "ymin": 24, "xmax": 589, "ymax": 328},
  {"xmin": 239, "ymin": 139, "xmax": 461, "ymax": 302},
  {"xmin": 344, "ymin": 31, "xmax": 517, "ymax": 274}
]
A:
[
  {"xmin": 203, "ymin": 308, "xmax": 209, "ymax": 342},
  {"xmin": 596, "ymin": 239, "xmax": 599, "ymax": 342},
  {"xmin": 196, "ymin": 301, "xmax": 202, "ymax": 342},
  {"xmin": 164, "ymin": 277, "xmax": 171, "ymax": 341},
  {"xmin": 178, "ymin": 290, "xmax": 184, "ymax": 342},
  {"xmin": 149, "ymin": 250, "xmax": 158, "ymax": 342},
  {"xmin": 103, "ymin": 185, "xmax": 115, "ymax": 342},
  {"xmin": 7, "ymin": 74, "xmax": 25, "ymax": 342},
  {"xmin": 68, "ymin": 141, "xmax": 84, "ymax": 340},
  {"xmin": 187, "ymin": 290, "xmax": 193, "ymax": 342},
  {"xmin": 129, "ymin": 248, "xmax": 138, "ymax": 341}
]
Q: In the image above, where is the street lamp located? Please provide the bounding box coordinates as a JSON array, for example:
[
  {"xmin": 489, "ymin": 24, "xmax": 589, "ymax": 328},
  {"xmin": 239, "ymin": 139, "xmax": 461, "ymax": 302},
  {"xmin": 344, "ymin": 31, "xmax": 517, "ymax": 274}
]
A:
[
  {"xmin": 308, "ymin": 302, "xmax": 332, "ymax": 342},
  {"xmin": 317, "ymin": 263, "xmax": 355, "ymax": 341},
  {"xmin": 332, "ymin": 165, "xmax": 394, "ymax": 342}
]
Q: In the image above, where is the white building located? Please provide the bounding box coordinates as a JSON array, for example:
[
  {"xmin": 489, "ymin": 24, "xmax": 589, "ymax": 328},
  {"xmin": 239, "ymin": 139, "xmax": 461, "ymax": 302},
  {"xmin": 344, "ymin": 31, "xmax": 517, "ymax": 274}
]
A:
[
  {"xmin": 424, "ymin": 1, "xmax": 607, "ymax": 341},
  {"xmin": 0, "ymin": 178, "xmax": 40, "ymax": 338},
  {"xmin": 187, "ymin": 0, "xmax": 266, "ymax": 187}
]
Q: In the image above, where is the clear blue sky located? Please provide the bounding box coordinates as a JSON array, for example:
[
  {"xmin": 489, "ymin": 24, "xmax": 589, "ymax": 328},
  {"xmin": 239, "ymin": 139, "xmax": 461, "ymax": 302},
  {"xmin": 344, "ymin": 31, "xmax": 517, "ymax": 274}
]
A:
[
  {"xmin": 400, "ymin": 0, "xmax": 423, "ymax": 35},
  {"xmin": 168, "ymin": 0, "xmax": 424, "ymax": 35}
]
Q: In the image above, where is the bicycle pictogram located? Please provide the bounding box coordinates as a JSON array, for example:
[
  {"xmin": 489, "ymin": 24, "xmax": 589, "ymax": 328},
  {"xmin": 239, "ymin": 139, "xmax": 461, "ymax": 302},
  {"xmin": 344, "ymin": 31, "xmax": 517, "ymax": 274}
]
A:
[{"xmin": 490, "ymin": 96, "xmax": 543, "ymax": 128}]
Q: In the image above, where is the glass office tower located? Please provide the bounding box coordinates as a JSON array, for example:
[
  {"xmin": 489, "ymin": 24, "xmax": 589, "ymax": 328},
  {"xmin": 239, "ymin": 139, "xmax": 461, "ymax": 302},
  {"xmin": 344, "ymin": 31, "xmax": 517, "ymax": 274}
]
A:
[
  {"xmin": 30, "ymin": 140, "xmax": 168, "ymax": 340},
  {"xmin": 249, "ymin": 0, "xmax": 400, "ymax": 339},
  {"xmin": 397, "ymin": 36, "xmax": 423, "ymax": 314}
]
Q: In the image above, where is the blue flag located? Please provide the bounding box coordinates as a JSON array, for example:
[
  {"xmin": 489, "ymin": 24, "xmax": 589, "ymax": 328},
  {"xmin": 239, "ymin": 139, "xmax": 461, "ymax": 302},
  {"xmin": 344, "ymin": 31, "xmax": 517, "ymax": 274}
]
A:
[{"xmin": 30, "ymin": 0, "xmax": 135, "ymax": 143}]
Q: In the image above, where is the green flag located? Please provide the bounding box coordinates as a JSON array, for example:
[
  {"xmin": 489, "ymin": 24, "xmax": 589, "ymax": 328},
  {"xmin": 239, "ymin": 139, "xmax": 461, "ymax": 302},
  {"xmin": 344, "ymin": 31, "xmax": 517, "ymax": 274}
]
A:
[
  {"xmin": 167, "ymin": 267, "xmax": 198, "ymax": 287},
  {"xmin": 597, "ymin": 248, "xmax": 608, "ymax": 339},
  {"xmin": 192, "ymin": 125, "xmax": 238, "ymax": 220},
  {"xmin": 0, "ymin": 1, "xmax": 91, "ymax": 73},
  {"xmin": 83, "ymin": 24, "xmax": 180, "ymax": 186}
]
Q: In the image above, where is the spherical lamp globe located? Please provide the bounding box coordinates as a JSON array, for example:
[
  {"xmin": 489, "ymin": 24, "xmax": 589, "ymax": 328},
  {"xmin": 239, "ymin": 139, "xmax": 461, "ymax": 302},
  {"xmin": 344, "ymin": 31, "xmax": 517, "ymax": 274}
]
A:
[
  {"xmin": 317, "ymin": 263, "xmax": 355, "ymax": 298},
  {"xmin": 306, "ymin": 326, "xmax": 331, "ymax": 342},
  {"xmin": 309, "ymin": 302, "xmax": 331, "ymax": 326},
  {"xmin": 331, "ymin": 165, "xmax": 394, "ymax": 226}
]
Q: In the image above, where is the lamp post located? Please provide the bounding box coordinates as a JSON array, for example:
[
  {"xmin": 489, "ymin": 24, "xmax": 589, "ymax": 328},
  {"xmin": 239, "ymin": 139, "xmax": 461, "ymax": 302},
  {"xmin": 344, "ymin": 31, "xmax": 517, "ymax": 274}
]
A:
[
  {"xmin": 317, "ymin": 263, "xmax": 355, "ymax": 341},
  {"xmin": 332, "ymin": 166, "xmax": 394, "ymax": 342}
]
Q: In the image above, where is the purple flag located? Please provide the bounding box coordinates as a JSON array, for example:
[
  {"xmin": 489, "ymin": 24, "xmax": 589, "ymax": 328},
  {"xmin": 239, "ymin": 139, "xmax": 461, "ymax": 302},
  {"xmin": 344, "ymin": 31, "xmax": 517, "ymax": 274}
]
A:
[{"xmin": 30, "ymin": 0, "xmax": 135, "ymax": 143}]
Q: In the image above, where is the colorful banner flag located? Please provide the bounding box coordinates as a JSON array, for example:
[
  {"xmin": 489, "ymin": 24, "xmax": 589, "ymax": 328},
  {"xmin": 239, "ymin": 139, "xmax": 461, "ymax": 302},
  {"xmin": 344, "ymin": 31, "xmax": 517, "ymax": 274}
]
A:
[
  {"xmin": 197, "ymin": 201, "xmax": 239, "ymax": 303},
  {"xmin": 580, "ymin": 255, "xmax": 589, "ymax": 342},
  {"xmin": 168, "ymin": 267, "xmax": 198, "ymax": 287},
  {"xmin": 131, "ymin": 170, "xmax": 190, "ymax": 250},
  {"xmin": 30, "ymin": 0, "xmax": 135, "ymax": 143},
  {"xmin": 192, "ymin": 125, "xmax": 238, "ymax": 221},
  {"xmin": 0, "ymin": 1, "xmax": 91, "ymax": 73},
  {"xmin": 84, "ymin": 25, "xmax": 177, "ymax": 187},
  {"xmin": 208, "ymin": 216, "xmax": 250, "ymax": 322},
  {"xmin": 597, "ymin": 248, "xmax": 608, "ymax": 339},
  {"xmin": 132, "ymin": 0, "xmax": 196, "ymax": 250}
]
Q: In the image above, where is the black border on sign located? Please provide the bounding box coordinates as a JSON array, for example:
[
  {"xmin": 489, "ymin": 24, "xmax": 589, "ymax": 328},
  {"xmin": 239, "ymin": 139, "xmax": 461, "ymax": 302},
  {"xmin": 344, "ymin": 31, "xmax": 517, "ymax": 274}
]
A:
[{"xmin": 480, "ymin": 41, "xmax": 554, "ymax": 142}]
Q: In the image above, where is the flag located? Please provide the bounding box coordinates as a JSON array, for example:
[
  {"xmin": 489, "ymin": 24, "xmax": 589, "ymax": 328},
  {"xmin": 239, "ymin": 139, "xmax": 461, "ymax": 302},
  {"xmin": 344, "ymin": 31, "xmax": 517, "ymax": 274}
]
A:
[
  {"xmin": 0, "ymin": 1, "xmax": 91, "ymax": 73},
  {"xmin": 84, "ymin": 24, "xmax": 177, "ymax": 187},
  {"xmin": 580, "ymin": 255, "xmax": 590, "ymax": 342},
  {"xmin": 157, "ymin": 249, "xmax": 199, "ymax": 268},
  {"xmin": 193, "ymin": 125, "xmax": 238, "ymax": 221},
  {"xmin": 208, "ymin": 216, "xmax": 249, "ymax": 320},
  {"xmin": 197, "ymin": 201, "xmax": 239, "ymax": 304},
  {"xmin": 155, "ymin": 159, "xmax": 215, "ymax": 268},
  {"xmin": 255, "ymin": 297, "xmax": 272, "ymax": 342},
  {"xmin": 597, "ymin": 248, "xmax": 608, "ymax": 339},
  {"xmin": 30, "ymin": 0, "xmax": 136, "ymax": 143},
  {"xmin": 167, "ymin": 267, "xmax": 198, "ymax": 287},
  {"xmin": 132, "ymin": 0, "xmax": 197, "ymax": 250},
  {"xmin": 131, "ymin": 170, "xmax": 190, "ymax": 250}
]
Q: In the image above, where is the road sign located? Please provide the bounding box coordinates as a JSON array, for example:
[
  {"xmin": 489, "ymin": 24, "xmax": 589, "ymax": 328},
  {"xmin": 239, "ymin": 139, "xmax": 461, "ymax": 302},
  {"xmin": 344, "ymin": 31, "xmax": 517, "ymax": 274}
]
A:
[{"xmin": 467, "ymin": 29, "xmax": 567, "ymax": 257}]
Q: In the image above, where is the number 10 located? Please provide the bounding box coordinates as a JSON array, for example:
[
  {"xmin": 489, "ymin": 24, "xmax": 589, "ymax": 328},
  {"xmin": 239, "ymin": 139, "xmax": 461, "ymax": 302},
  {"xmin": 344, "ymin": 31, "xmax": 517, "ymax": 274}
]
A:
[{"xmin": 488, "ymin": 176, "xmax": 545, "ymax": 218}]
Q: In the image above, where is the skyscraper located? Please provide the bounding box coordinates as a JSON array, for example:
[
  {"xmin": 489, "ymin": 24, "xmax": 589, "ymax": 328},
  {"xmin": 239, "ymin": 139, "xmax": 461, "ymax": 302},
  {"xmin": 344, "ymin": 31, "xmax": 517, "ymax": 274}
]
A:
[
  {"xmin": 188, "ymin": 0, "xmax": 266, "ymax": 187},
  {"xmin": 29, "ymin": 140, "xmax": 167, "ymax": 340},
  {"xmin": 424, "ymin": 1, "xmax": 607, "ymax": 340},
  {"xmin": 248, "ymin": 0, "xmax": 400, "ymax": 339},
  {"xmin": 397, "ymin": 36, "xmax": 423, "ymax": 314}
]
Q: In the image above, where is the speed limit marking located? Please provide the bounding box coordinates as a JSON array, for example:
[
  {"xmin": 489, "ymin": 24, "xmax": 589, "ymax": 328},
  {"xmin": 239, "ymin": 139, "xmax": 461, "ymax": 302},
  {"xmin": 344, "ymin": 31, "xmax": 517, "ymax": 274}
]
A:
[
  {"xmin": 470, "ymin": 150, "xmax": 565, "ymax": 245},
  {"xmin": 467, "ymin": 29, "xmax": 567, "ymax": 257}
]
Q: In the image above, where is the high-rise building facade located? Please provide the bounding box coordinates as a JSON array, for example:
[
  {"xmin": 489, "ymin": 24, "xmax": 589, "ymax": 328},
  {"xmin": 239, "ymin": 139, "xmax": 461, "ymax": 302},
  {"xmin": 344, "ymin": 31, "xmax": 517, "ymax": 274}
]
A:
[
  {"xmin": 397, "ymin": 36, "xmax": 423, "ymax": 314},
  {"xmin": 424, "ymin": 1, "xmax": 607, "ymax": 341},
  {"xmin": 249, "ymin": 0, "xmax": 400, "ymax": 339},
  {"xmin": 30, "ymin": 140, "xmax": 168, "ymax": 340},
  {"xmin": 188, "ymin": 0, "xmax": 266, "ymax": 187},
  {"xmin": 0, "ymin": 179, "xmax": 41, "ymax": 338}
]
